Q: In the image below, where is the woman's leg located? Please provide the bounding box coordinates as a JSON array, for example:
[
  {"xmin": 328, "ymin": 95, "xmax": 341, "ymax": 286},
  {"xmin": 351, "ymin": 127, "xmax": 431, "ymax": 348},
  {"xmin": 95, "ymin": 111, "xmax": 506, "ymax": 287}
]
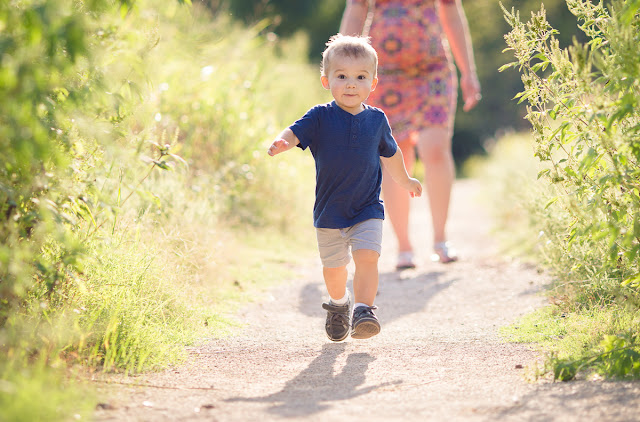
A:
[
  {"xmin": 416, "ymin": 127, "xmax": 454, "ymax": 245},
  {"xmin": 382, "ymin": 139, "xmax": 416, "ymax": 254}
]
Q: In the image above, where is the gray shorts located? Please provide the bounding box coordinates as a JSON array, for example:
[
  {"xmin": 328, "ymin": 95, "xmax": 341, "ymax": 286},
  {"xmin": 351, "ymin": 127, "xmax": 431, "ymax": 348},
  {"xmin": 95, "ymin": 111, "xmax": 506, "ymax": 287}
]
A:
[{"xmin": 316, "ymin": 218, "xmax": 383, "ymax": 268}]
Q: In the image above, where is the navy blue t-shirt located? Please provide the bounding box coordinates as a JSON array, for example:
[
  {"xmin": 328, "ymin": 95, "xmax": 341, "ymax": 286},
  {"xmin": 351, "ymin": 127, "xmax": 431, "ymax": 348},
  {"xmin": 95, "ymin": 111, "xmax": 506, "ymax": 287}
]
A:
[{"xmin": 290, "ymin": 101, "xmax": 398, "ymax": 229}]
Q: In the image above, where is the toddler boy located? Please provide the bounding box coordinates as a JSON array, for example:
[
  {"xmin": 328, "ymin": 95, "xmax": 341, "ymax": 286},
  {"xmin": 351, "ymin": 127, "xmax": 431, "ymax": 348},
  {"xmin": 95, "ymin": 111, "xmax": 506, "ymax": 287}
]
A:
[{"xmin": 268, "ymin": 34, "xmax": 422, "ymax": 341}]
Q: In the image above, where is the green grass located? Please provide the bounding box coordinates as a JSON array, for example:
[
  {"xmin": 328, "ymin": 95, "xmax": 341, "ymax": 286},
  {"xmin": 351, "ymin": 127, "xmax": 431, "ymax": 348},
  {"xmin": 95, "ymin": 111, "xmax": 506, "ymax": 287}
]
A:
[
  {"xmin": 502, "ymin": 306, "xmax": 626, "ymax": 360},
  {"xmin": 501, "ymin": 305, "xmax": 640, "ymax": 380},
  {"xmin": 469, "ymin": 132, "xmax": 640, "ymax": 381},
  {"xmin": 0, "ymin": 358, "xmax": 95, "ymax": 422}
]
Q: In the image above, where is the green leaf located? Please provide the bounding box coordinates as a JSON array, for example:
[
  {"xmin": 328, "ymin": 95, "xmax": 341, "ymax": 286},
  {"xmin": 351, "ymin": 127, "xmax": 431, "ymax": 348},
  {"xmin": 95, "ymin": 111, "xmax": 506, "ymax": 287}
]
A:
[
  {"xmin": 567, "ymin": 227, "xmax": 579, "ymax": 247},
  {"xmin": 623, "ymin": 272, "xmax": 640, "ymax": 287},
  {"xmin": 154, "ymin": 160, "xmax": 170, "ymax": 170},
  {"xmin": 533, "ymin": 52, "xmax": 548, "ymax": 61},
  {"xmin": 549, "ymin": 122, "xmax": 570, "ymax": 141},
  {"xmin": 531, "ymin": 62, "xmax": 548, "ymax": 72},
  {"xmin": 544, "ymin": 197, "xmax": 559, "ymax": 209},
  {"xmin": 537, "ymin": 169, "xmax": 551, "ymax": 180},
  {"xmin": 606, "ymin": 102, "xmax": 634, "ymax": 133},
  {"xmin": 634, "ymin": 218, "xmax": 640, "ymax": 239},
  {"xmin": 554, "ymin": 361, "xmax": 578, "ymax": 381},
  {"xmin": 498, "ymin": 63, "xmax": 517, "ymax": 72},
  {"xmin": 564, "ymin": 166, "xmax": 578, "ymax": 179}
]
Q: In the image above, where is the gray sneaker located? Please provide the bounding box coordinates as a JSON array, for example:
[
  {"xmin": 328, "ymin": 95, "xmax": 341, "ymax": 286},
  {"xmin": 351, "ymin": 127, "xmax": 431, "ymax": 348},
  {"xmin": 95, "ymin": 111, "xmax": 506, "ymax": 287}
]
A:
[
  {"xmin": 321, "ymin": 300, "xmax": 351, "ymax": 342},
  {"xmin": 351, "ymin": 305, "xmax": 380, "ymax": 339}
]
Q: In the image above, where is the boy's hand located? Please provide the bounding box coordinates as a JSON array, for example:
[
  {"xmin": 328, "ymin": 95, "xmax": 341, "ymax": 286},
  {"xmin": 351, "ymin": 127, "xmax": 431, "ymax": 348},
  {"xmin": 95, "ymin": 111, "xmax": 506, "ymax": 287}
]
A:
[
  {"xmin": 268, "ymin": 139, "xmax": 290, "ymax": 156},
  {"xmin": 406, "ymin": 178, "xmax": 423, "ymax": 198}
]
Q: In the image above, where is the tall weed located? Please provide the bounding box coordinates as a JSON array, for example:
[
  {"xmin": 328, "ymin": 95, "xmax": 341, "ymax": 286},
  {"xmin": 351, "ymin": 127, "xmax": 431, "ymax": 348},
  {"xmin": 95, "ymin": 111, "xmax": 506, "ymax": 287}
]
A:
[
  {"xmin": 479, "ymin": 0, "xmax": 640, "ymax": 379},
  {"xmin": 501, "ymin": 0, "xmax": 640, "ymax": 288}
]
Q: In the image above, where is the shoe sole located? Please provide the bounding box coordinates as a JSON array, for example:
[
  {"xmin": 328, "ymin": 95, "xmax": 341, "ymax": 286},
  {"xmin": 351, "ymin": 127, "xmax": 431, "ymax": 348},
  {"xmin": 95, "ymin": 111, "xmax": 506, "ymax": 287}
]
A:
[
  {"xmin": 327, "ymin": 332, "xmax": 350, "ymax": 342},
  {"xmin": 351, "ymin": 320, "xmax": 381, "ymax": 339}
]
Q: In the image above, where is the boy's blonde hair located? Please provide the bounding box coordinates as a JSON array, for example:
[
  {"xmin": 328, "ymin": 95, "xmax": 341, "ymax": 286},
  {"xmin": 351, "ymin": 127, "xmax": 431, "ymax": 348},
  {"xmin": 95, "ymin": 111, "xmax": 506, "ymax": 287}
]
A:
[{"xmin": 321, "ymin": 34, "xmax": 378, "ymax": 77}]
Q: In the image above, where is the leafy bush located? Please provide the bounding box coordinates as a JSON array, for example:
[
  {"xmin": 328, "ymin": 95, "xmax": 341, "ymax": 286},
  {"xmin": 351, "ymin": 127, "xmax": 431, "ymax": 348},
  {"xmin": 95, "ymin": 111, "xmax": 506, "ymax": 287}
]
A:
[
  {"xmin": 499, "ymin": 0, "xmax": 640, "ymax": 379},
  {"xmin": 1, "ymin": 0, "xmax": 319, "ymax": 418},
  {"xmin": 502, "ymin": 0, "xmax": 640, "ymax": 286}
]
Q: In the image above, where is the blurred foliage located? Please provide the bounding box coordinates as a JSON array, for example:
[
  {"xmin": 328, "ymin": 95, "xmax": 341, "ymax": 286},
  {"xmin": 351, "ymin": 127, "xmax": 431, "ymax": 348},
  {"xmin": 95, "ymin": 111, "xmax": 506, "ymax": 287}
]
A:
[
  {"xmin": 1, "ymin": 0, "xmax": 319, "ymax": 418},
  {"xmin": 203, "ymin": 0, "xmax": 588, "ymax": 168},
  {"xmin": 203, "ymin": 0, "xmax": 344, "ymax": 63},
  {"xmin": 453, "ymin": 0, "xmax": 589, "ymax": 162}
]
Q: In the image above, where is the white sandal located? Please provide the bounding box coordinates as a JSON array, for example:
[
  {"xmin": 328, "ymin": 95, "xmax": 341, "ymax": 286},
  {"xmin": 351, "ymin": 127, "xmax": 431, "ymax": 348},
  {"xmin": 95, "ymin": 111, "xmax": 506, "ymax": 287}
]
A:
[
  {"xmin": 431, "ymin": 242, "xmax": 458, "ymax": 264},
  {"xmin": 396, "ymin": 251, "xmax": 416, "ymax": 270}
]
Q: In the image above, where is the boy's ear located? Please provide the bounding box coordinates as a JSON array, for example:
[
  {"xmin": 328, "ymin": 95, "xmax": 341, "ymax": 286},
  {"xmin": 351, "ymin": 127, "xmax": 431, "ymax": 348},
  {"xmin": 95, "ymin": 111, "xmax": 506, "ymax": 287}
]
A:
[
  {"xmin": 321, "ymin": 75, "xmax": 330, "ymax": 90},
  {"xmin": 371, "ymin": 77, "xmax": 379, "ymax": 92}
]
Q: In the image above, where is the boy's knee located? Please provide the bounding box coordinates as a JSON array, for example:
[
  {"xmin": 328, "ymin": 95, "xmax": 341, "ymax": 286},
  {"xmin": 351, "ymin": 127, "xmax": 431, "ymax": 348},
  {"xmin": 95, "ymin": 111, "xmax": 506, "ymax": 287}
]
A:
[
  {"xmin": 352, "ymin": 248, "xmax": 380, "ymax": 264},
  {"xmin": 324, "ymin": 265, "xmax": 347, "ymax": 276}
]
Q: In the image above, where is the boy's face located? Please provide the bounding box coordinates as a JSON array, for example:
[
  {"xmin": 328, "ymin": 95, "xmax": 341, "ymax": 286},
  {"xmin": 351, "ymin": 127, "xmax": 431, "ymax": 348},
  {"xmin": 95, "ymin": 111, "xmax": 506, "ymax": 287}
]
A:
[{"xmin": 321, "ymin": 54, "xmax": 378, "ymax": 115}]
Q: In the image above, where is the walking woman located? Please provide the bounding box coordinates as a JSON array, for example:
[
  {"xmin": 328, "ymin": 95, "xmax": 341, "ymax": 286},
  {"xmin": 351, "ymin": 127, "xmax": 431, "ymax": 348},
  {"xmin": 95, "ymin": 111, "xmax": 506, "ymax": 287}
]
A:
[{"xmin": 340, "ymin": 0, "xmax": 481, "ymax": 268}]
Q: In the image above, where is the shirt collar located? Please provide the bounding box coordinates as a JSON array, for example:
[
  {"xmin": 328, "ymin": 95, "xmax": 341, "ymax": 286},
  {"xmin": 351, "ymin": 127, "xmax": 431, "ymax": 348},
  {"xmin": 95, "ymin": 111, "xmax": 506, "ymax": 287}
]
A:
[{"xmin": 330, "ymin": 100, "xmax": 369, "ymax": 117}]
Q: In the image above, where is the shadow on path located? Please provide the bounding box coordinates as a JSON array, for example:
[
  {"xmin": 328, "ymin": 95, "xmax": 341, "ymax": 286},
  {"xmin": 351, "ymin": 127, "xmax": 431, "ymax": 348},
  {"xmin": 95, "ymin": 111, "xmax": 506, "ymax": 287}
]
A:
[
  {"xmin": 493, "ymin": 381, "xmax": 640, "ymax": 421},
  {"xmin": 225, "ymin": 343, "xmax": 398, "ymax": 418}
]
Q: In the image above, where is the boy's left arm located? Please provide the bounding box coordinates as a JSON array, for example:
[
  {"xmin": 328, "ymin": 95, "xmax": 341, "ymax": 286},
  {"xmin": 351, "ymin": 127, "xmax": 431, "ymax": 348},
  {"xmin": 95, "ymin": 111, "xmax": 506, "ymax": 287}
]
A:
[{"xmin": 381, "ymin": 149, "xmax": 423, "ymax": 198}]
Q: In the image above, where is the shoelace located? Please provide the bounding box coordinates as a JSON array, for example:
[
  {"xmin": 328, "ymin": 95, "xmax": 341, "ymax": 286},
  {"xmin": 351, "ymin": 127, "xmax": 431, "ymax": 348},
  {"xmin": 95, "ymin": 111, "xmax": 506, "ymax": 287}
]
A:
[
  {"xmin": 328, "ymin": 312, "xmax": 349, "ymax": 328},
  {"xmin": 322, "ymin": 303, "xmax": 350, "ymax": 328},
  {"xmin": 353, "ymin": 305, "xmax": 378, "ymax": 319}
]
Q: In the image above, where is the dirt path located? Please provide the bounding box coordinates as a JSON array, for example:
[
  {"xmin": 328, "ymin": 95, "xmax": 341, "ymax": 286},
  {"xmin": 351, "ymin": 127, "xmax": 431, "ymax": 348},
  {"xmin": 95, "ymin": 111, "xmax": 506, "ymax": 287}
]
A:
[{"xmin": 94, "ymin": 179, "xmax": 640, "ymax": 422}]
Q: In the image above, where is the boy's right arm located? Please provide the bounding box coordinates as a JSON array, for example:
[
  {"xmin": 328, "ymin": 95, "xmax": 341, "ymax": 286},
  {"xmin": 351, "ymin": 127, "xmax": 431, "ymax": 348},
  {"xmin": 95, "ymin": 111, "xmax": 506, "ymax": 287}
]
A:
[
  {"xmin": 381, "ymin": 149, "xmax": 423, "ymax": 198},
  {"xmin": 268, "ymin": 128, "xmax": 300, "ymax": 156}
]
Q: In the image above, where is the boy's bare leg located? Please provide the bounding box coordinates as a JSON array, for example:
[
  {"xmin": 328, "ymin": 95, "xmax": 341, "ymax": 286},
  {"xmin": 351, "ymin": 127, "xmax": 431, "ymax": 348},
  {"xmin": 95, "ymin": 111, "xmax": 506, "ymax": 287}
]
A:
[
  {"xmin": 322, "ymin": 265, "xmax": 350, "ymax": 342},
  {"xmin": 351, "ymin": 248, "xmax": 381, "ymax": 339},
  {"xmin": 352, "ymin": 249, "xmax": 379, "ymax": 306},
  {"xmin": 323, "ymin": 265, "xmax": 348, "ymax": 300}
]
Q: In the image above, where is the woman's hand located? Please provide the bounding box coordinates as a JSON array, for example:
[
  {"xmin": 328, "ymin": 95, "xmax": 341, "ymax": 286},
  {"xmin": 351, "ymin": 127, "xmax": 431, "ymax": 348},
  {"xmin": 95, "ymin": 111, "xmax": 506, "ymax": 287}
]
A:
[{"xmin": 460, "ymin": 72, "xmax": 481, "ymax": 112}]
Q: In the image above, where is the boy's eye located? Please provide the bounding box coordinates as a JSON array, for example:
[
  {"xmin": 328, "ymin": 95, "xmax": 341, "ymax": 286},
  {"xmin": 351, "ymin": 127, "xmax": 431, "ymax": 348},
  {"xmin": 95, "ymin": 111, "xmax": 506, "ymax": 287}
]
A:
[
  {"xmin": 337, "ymin": 74, "xmax": 346, "ymax": 79},
  {"xmin": 358, "ymin": 75, "xmax": 367, "ymax": 80}
]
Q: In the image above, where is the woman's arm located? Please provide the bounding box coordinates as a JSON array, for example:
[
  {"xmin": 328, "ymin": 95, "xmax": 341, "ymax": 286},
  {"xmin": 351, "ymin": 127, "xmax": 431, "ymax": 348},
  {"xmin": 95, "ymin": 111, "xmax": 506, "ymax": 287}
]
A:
[
  {"xmin": 438, "ymin": 0, "xmax": 481, "ymax": 111},
  {"xmin": 339, "ymin": 0, "xmax": 370, "ymax": 36}
]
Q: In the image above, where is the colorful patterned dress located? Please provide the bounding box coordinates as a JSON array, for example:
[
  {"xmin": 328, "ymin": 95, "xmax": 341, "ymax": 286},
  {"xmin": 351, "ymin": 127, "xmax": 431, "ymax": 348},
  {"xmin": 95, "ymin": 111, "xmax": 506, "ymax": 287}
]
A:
[{"xmin": 350, "ymin": 0, "xmax": 458, "ymax": 143}]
